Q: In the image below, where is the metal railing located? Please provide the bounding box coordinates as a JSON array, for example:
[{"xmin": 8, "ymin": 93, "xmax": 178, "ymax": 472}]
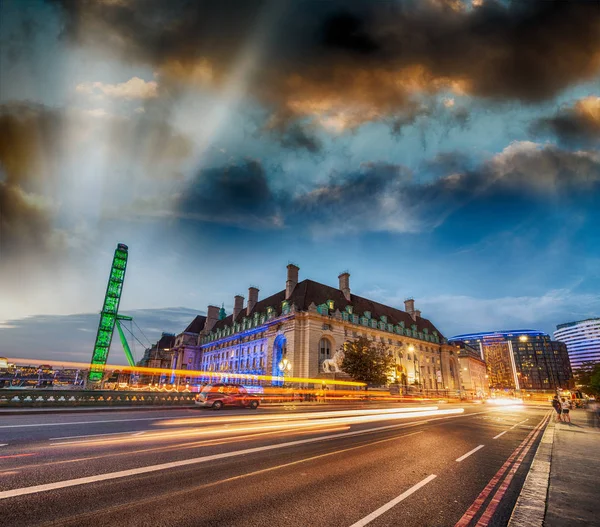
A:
[{"xmin": 0, "ymin": 389, "xmax": 197, "ymax": 408}]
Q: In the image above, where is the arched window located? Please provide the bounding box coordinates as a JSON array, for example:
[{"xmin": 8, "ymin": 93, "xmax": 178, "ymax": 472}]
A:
[{"xmin": 319, "ymin": 338, "xmax": 331, "ymax": 368}]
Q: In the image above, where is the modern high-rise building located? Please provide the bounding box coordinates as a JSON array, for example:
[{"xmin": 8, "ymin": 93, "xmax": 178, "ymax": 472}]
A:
[
  {"xmin": 449, "ymin": 330, "xmax": 573, "ymax": 391},
  {"xmin": 554, "ymin": 318, "xmax": 600, "ymax": 370}
]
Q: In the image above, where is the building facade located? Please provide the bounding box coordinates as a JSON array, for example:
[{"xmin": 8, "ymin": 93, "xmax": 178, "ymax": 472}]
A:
[
  {"xmin": 450, "ymin": 330, "xmax": 573, "ymax": 391},
  {"xmin": 554, "ymin": 318, "xmax": 600, "ymax": 370},
  {"xmin": 453, "ymin": 341, "xmax": 489, "ymax": 397},
  {"xmin": 189, "ymin": 265, "xmax": 462, "ymax": 391}
]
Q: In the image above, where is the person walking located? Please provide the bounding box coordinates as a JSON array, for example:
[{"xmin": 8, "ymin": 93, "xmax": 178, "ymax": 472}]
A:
[
  {"xmin": 561, "ymin": 397, "xmax": 571, "ymax": 424},
  {"xmin": 552, "ymin": 395, "xmax": 562, "ymax": 422}
]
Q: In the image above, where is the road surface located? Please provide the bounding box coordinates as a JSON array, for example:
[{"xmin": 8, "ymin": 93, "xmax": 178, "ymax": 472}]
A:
[{"xmin": 0, "ymin": 403, "xmax": 549, "ymax": 526}]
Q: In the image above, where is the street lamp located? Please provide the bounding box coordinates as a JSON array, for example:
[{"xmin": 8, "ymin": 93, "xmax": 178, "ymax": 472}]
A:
[{"xmin": 278, "ymin": 356, "xmax": 292, "ymax": 386}]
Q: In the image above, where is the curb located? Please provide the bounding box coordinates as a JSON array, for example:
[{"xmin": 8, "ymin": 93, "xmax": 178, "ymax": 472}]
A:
[{"xmin": 508, "ymin": 416, "xmax": 556, "ymax": 526}]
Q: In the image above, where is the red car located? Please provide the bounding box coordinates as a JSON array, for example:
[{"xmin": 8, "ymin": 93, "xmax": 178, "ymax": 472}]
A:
[{"xmin": 194, "ymin": 383, "xmax": 260, "ymax": 410}]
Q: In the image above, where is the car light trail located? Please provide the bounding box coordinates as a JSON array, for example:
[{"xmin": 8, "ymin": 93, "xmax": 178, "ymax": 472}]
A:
[{"xmin": 44, "ymin": 408, "xmax": 464, "ymax": 448}]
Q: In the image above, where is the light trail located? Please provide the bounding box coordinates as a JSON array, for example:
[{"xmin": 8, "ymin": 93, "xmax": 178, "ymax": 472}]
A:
[
  {"xmin": 0, "ymin": 413, "xmax": 468, "ymax": 500},
  {"xmin": 7, "ymin": 356, "xmax": 365, "ymax": 387},
  {"xmin": 44, "ymin": 408, "xmax": 463, "ymax": 448},
  {"xmin": 158, "ymin": 406, "xmax": 441, "ymax": 427}
]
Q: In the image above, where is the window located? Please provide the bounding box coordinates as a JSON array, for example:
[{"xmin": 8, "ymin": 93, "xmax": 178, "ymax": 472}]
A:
[{"xmin": 319, "ymin": 338, "xmax": 331, "ymax": 366}]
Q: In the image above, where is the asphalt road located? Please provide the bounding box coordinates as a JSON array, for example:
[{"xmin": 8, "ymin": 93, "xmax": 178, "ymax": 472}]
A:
[{"xmin": 0, "ymin": 403, "xmax": 550, "ymax": 526}]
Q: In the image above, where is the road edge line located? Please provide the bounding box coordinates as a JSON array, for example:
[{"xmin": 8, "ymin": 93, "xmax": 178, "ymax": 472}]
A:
[{"xmin": 507, "ymin": 416, "xmax": 555, "ymax": 527}]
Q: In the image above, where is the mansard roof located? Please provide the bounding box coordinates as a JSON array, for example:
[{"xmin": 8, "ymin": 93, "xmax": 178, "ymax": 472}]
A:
[
  {"xmin": 210, "ymin": 279, "xmax": 444, "ymax": 338},
  {"xmin": 184, "ymin": 315, "xmax": 206, "ymax": 334}
]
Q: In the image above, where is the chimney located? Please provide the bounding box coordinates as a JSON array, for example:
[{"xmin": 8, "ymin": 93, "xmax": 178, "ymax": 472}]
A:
[
  {"xmin": 204, "ymin": 305, "xmax": 220, "ymax": 333},
  {"xmin": 247, "ymin": 286, "xmax": 259, "ymax": 316},
  {"xmin": 404, "ymin": 298, "xmax": 415, "ymax": 316},
  {"xmin": 414, "ymin": 309, "xmax": 421, "ymax": 320},
  {"xmin": 233, "ymin": 295, "xmax": 244, "ymax": 321},
  {"xmin": 338, "ymin": 272, "xmax": 351, "ymax": 302},
  {"xmin": 286, "ymin": 263, "xmax": 299, "ymax": 300}
]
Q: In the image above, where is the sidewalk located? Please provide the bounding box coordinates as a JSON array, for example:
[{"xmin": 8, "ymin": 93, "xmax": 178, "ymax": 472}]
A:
[
  {"xmin": 510, "ymin": 408, "xmax": 600, "ymax": 527},
  {"xmin": 545, "ymin": 409, "xmax": 600, "ymax": 526}
]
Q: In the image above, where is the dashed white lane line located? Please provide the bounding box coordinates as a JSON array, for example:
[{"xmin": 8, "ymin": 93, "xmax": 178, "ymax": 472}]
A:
[
  {"xmin": 510, "ymin": 419, "xmax": 528, "ymax": 430},
  {"xmin": 348, "ymin": 474, "xmax": 437, "ymax": 527},
  {"xmin": 493, "ymin": 431, "xmax": 507, "ymax": 440},
  {"xmin": 456, "ymin": 444, "xmax": 485, "ymax": 462}
]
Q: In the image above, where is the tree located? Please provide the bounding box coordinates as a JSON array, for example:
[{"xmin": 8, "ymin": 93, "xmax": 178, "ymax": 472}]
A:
[
  {"xmin": 575, "ymin": 362, "xmax": 600, "ymax": 396},
  {"xmin": 341, "ymin": 336, "xmax": 395, "ymax": 388}
]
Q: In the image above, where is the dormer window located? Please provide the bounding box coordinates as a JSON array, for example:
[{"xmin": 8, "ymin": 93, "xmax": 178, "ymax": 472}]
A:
[
  {"xmin": 345, "ymin": 305, "xmax": 353, "ymax": 314},
  {"xmin": 327, "ymin": 300, "xmax": 334, "ymax": 310},
  {"xmin": 364, "ymin": 311, "xmax": 371, "ymax": 319},
  {"xmin": 380, "ymin": 315, "xmax": 387, "ymax": 323}
]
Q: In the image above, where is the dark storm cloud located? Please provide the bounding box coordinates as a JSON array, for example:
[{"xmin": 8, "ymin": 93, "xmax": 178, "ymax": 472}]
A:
[
  {"xmin": 172, "ymin": 142, "xmax": 600, "ymax": 235},
  {"xmin": 530, "ymin": 97, "xmax": 600, "ymax": 147},
  {"xmin": 0, "ymin": 102, "xmax": 192, "ymax": 266},
  {"xmin": 287, "ymin": 143, "xmax": 600, "ymax": 234},
  {"xmin": 0, "ymin": 180, "xmax": 63, "ymax": 263},
  {"xmin": 51, "ymin": 0, "xmax": 600, "ymax": 132},
  {"xmin": 176, "ymin": 160, "xmax": 285, "ymax": 228},
  {"xmin": 0, "ymin": 104, "xmax": 66, "ymax": 264}
]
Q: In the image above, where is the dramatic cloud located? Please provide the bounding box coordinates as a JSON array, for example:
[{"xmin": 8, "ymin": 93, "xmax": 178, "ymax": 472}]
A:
[
  {"xmin": 167, "ymin": 141, "xmax": 600, "ymax": 236},
  {"xmin": 76, "ymin": 76, "xmax": 159, "ymax": 99},
  {"xmin": 175, "ymin": 160, "xmax": 284, "ymax": 228},
  {"xmin": 53, "ymin": 1, "xmax": 600, "ymax": 132},
  {"xmin": 531, "ymin": 96, "xmax": 600, "ymax": 147},
  {"xmin": 0, "ymin": 102, "xmax": 193, "ymax": 275},
  {"xmin": 286, "ymin": 142, "xmax": 600, "ymax": 235}
]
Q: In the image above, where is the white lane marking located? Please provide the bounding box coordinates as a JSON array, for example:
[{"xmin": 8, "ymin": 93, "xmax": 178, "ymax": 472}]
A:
[
  {"xmin": 510, "ymin": 419, "xmax": 528, "ymax": 430},
  {"xmin": 348, "ymin": 474, "xmax": 437, "ymax": 527},
  {"xmin": 493, "ymin": 431, "xmax": 507, "ymax": 440},
  {"xmin": 456, "ymin": 444, "xmax": 485, "ymax": 462},
  {"xmin": 0, "ymin": 411, "xmax": 473, "ymax": 500},
  {"xmin": 0, "ymin": 416, "xmax": 170, "ymax": 429},
  {"xmin": 49, "ymin": 431, "xmax": 138, "ymax": 441}
]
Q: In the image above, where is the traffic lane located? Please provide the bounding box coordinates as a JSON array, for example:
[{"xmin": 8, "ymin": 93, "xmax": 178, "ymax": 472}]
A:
[
  {"xmin": 0, "ymin": 406, "xmax": 525, "ymax": 492},
  {"xmin": 0, "ymin": 407, "xmax": 471, "ymax": 490},
  {"xmin": 0, "ymin": 402, "xmax": 450, "ymax": 443},
  {"xmin": 0, "ymin": 408, "xmax": 542, "ymax": 526},
  {"xmin": 359, "ymin": 408, "xmax": 548, "ymax": 527},
  {"xmin": 0, "ymin": 403, "xmax": 471, "ymax": 450}
]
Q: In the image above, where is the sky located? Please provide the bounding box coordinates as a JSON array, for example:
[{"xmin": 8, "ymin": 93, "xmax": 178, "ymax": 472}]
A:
[{"xmin": 0, "ymin": 0, "xmax": 599, "ymax": 365}]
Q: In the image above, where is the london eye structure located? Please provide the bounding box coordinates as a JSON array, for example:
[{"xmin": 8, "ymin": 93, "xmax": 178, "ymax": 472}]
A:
[{"xmin": 88, "ymin": 243, "xmax": 135, "ymax": 382}]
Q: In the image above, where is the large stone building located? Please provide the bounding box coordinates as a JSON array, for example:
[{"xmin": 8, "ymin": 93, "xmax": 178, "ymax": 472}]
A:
[
  {"xmin": 180, "ymin": 264, "xmax": 463, "ymax": 391},
  {"xmin": 450, "ymin": 330, "xmax": 573, "ymax": 391},
  {"xmin": 453, "ymin": 341, "xmax": 489, "ymax": 397}
]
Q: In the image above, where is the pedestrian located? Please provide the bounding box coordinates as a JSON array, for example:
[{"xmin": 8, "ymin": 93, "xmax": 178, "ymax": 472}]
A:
[
  {"xmin": 552, "ymin": 395, "xmax": 562, "ymax": 422},
  {"xmin": 587, "ymin": 400, "xmax": 599, "ymax": 428},
  {"xmin": 561, "ymin": 397, "xmax": 571, "ymax": 424}
]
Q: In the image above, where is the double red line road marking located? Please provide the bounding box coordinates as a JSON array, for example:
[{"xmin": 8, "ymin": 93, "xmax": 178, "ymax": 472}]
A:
[{"xmin": 455, "ymin": 411, "xmax": 551, "ymax": 527}]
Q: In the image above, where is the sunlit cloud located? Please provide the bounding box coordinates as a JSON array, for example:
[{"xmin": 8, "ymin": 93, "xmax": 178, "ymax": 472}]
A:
[{"xmin": 76, "ymin": 77, "xmax": 158, "ymax": 100}]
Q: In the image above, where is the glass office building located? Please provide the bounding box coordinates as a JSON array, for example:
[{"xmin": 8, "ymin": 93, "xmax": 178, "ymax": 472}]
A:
[
  {"xmin": 554, "ymin": 318, "xmax": 600, "ymax": 370},
  {"xmin": 450, "ymin": 330, "xmax": 573, "ymax": 391}
]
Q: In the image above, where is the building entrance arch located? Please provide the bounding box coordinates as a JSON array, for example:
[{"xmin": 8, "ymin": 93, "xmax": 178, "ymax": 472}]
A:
[{"xmin": 272, "ymin": 334, "xmax": 287, "ymax": 385}]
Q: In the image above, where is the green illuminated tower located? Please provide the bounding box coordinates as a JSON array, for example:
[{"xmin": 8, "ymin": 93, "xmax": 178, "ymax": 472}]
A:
[{"xmin": 88, "ymin": 243, "xmax": 129, "ymax": 382}]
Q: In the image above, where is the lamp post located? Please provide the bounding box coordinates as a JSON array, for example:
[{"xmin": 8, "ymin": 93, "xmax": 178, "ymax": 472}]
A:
[{"xmin": 278, "ymin": 356, "xmax": 292, "ymax": 387}]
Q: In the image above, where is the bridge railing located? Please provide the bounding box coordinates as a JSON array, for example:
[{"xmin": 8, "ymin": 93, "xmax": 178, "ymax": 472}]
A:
[{"xmin": 0, "ymin": 389, "xmax": 197, "ymax": 408}]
